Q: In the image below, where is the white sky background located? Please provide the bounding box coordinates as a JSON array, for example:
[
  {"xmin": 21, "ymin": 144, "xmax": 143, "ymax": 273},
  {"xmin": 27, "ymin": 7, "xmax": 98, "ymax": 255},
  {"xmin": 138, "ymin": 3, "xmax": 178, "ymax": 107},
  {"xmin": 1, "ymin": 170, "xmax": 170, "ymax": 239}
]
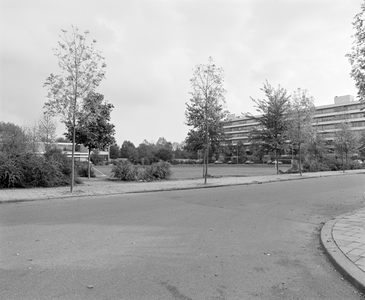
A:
[{"xmin": 0, "ymin": 0, "xmax": 362, "ymax": 146}]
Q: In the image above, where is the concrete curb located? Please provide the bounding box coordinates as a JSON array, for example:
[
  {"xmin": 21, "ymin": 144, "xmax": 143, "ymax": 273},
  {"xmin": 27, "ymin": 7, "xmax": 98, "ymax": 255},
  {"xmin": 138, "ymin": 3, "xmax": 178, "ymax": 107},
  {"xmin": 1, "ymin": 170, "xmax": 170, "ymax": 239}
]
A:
[
  {"xmin": 320, "ymin": 215, "xmax": 365, "ymax": 294},
  {"xmin": 1, "ymin": 170, "xmax": 364, "ymax": 204}
]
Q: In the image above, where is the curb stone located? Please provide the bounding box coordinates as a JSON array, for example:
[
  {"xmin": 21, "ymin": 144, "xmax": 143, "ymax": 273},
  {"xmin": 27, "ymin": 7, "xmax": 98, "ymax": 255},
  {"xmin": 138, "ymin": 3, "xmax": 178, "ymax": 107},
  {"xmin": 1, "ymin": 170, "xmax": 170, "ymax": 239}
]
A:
[{"xmin": 320, "ymin": 214, "xmax": 365, "ymax": 295}]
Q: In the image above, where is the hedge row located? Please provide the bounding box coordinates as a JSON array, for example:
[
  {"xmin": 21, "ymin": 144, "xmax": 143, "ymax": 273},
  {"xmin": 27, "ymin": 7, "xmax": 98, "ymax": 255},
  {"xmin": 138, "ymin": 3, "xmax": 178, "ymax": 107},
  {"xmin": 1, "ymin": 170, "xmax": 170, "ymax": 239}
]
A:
[{"xmin": 110, "ymin": 161, "xmax": 172, "ymax": 181}]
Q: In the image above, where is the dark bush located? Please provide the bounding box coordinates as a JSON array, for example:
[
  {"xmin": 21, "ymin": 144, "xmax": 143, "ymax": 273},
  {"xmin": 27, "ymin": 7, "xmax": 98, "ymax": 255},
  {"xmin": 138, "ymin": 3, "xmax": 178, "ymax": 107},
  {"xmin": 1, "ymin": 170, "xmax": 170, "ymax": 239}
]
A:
[
  {"xmin": 77, "ymin": 162, "xmax": 96, "ymax": 178},
  {"xmin": 110, "ymin": 161, "xmax": 172, "ymax": 181},
  {"xmin": 146, "ymin": 161, "xmax": 172, "ymax": 180},
  {"xmin": 44, "ymin": 147, "xmax": 72, "ymax": 177},
  {"xmin": 0, "ymin": 155, "xmax": 22, "ymax": 188},
  {"xmin": 111, "ymin": 161, "xmax": 139, "ymax": 181},
  {"xmin": 90, "ymin": 150, "xmax": 103, "ymax": 165},
  {"xmin": 0, "ymin": 147, "xmax": 74, "ymax": 189}
]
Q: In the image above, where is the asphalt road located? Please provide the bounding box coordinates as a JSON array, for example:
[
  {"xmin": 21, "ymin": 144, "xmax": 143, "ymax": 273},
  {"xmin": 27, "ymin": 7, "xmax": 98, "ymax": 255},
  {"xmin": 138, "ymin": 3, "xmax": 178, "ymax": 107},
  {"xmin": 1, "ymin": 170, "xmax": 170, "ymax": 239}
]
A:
[{"xmin": 1, "ymin": 175, "xmax": 364, "ymax": 300}]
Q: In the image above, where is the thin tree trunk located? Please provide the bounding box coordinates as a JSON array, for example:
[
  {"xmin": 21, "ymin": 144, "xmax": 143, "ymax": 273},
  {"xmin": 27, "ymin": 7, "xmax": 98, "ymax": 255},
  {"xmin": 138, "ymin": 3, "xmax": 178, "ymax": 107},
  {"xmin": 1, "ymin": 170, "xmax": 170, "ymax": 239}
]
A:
[
  {"xmin": 70, "ymin": 107, "xmax": 76, "ymax": 193},
  {"xmin": 298, "ymin": 142, "xmax": 302, "ymax": 176},
  {"xmin": 88, "ymin": 148, "xmax": 91, "ymax": 179}
]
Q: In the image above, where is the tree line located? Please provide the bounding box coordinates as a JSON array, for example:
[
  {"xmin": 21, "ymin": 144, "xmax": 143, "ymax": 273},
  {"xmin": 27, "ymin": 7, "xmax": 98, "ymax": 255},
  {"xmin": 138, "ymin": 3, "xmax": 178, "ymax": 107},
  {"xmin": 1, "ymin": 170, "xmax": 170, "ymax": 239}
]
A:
[{"xmin": 109, "ymin": 138, "xmax": 193, "ymax": 165}]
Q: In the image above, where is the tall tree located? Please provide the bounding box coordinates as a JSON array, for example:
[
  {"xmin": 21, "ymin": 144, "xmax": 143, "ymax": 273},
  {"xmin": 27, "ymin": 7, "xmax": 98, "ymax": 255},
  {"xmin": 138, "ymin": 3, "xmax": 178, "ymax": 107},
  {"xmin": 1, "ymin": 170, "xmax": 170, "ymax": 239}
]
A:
[
  {"xmin": 44, "ymin": 26, "xmax": 106, "ymax": 192},
  {"xmin": 286, "ymin": 89, "xmax": 316, "ymax": 175},
  {"xmin": 347, "ymin": 2, "xmax": 365, "ymax": 104},
  {"xmin": 333, "ymin": 121, "xmax": 360, "ymax": 172},
  {"xmin": 65, "ymin": 93, "xmax": 115, "ymax": 178},
  {"xmin": 185, "ymin": 57, "xmax": 227, "ymax": 184},
  {"xmin": 246, "ymin": 81, "xmax": 290, "ymax": 174}
]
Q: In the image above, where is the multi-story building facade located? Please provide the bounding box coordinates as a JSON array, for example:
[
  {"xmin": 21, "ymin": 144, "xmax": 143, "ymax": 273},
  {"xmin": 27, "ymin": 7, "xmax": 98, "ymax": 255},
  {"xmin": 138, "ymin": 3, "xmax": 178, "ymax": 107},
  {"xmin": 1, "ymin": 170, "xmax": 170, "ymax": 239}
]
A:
[{"xmin": 223, "ymin": 95, "xmax": 365, "ymax": 154}]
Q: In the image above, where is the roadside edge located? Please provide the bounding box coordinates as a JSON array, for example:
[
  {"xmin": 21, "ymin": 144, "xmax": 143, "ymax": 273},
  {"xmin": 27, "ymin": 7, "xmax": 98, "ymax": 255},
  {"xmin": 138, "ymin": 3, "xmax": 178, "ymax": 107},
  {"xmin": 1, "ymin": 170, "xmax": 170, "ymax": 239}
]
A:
[{"xmin": 320, "ymin": 216, "xmax": 365, "ymax": 294}]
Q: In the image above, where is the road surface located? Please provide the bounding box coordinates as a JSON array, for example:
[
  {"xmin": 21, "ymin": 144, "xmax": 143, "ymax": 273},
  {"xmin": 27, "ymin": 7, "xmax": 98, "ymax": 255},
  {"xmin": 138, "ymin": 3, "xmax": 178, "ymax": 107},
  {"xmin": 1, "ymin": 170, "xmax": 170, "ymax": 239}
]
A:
[{"xmin": 1, "ymin": 174, "xmax": 364, "ymax": 299}]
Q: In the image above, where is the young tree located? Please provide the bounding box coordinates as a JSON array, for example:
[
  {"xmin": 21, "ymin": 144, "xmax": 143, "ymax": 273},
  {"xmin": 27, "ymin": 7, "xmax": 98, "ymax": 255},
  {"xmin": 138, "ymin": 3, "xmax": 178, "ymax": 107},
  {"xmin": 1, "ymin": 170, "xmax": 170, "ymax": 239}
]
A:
[
  {"xmin": 64, "ymin": 93, "xmax": 115, "ymax": 178},
  {"xmin": 347, "ymin": 2, "xmax": 365, "ymax": 104},
  {"xmin": 185, "ymin": 57, "xmax": 227, "ymax": 184},
  {"xmin": 44, "ymin": 26, "xmax": 106, "ymax": 192},
  {"xmin": 333, "ymin": 121, "xmax": 360, "ymax": 172},
  {"xmin": 286, "ymin": 89, "xmax": 316, "ymax": 175},
  {"xmin": 245, "ymin": 81, "xmax": 290, "ymax": 174}
]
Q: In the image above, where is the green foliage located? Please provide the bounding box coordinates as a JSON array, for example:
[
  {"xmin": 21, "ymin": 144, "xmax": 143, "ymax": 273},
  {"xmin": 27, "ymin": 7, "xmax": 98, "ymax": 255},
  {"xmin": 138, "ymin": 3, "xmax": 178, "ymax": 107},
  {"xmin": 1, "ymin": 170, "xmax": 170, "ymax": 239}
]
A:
[
  {"xmin": 120, "ymin": 141, "xmax": 139, "ymax": 162},
  {"xmin": 185, "ymin": 57, "xmax": 228, "ymax": 182},
  {"xmin": 0, "ymin": 122, "xmax": 29, "ymax": 156},
  {"xmin": 64, "ymin": 92, "xmax": 116, "ymax": 155},
  {"xmin": 90, "ymin": 150, "xmax": 104, "ymax": 165},
  {"xmin": 0, "ymin": 147, "xmax": 74, "ymax": 189},
  {"xmin": 44, "ymin": 147, "xmax": 72, "ymax": 177},
  {"xmin": 110, "ymin": 161, "xmax": 172, "ymax": 181},
  {"xmin": 146, "ymin": 161, "xmax": 172, "ymax": 180},
  {"xmin": 109, "ymin": 144, "xmax": 120, "ymax": 159},
  {"xmin": 0, "ymin": 155, "xmax": 22, "ymax": 188},
  {"xmin": 347, "ymin": 4, "xmax": 365, "ymax": 104},
  {"xmin": 246, "ymin": 81, "xmax": 290, "ymax": 166},
  {"xmin": 77, "ymin": 162, "xmax": 96, "ymax": 177}
]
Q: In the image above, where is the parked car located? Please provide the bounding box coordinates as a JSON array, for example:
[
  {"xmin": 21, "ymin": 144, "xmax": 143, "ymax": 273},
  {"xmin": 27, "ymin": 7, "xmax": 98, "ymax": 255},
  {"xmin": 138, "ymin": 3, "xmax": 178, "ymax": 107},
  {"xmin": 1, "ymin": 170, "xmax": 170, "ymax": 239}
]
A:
[
  {"xmin": 214, "ymin": 160, "xmax": 223, "ymax": 164},
  {"xmin": 245, "ymin": 160, "xmax": 254, "ymax": 164}
]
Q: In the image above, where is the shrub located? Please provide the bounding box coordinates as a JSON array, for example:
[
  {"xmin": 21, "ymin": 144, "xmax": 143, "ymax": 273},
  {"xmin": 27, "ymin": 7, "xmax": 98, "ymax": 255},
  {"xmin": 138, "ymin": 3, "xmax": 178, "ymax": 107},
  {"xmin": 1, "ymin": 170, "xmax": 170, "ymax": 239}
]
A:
[
  {"xmin": 0, "ymin": 156, "xmax": 22, "ymax": 188},
  {"xmin": 110, "ymin": 161, "xmax": 172, "ymax": 181},
  {"xmin": 111, "ymin": 161, "xmax": 139, "ymax": 181},
  {"xmin": 146, "ymin": 161, "xmax": 172, "ymax": 180},
  {"xmin": 90, "ymin": 150, "xmax": 103, "ymax": 165},
  {"xmin": 77, "ymin": 162, "xmax": 96, "ymax": 178},
  {"xmin": 44, "ymin": 147, "xmax": 72, "ymax": 177}
]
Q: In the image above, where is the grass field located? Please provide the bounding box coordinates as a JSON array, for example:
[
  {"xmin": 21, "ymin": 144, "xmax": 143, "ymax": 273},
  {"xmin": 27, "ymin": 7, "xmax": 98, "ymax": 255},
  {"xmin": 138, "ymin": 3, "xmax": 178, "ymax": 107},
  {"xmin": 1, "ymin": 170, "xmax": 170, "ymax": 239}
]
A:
[{"xmin": 93, "ymin": 163, "xmax": 291, "ymax": 180}]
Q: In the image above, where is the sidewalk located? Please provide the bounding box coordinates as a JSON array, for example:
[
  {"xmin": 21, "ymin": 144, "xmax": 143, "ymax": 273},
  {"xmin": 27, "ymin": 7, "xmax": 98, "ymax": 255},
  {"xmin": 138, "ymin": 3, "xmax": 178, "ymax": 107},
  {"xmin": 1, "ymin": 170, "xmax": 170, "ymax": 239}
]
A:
[{"xmin": 0, "ymin": 169, "xmax": 364, "ymax": 293}]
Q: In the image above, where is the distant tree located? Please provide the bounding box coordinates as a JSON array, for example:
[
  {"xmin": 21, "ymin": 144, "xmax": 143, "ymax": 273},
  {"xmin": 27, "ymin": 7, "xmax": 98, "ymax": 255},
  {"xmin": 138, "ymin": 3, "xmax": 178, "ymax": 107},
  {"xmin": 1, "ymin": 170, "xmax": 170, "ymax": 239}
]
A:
[
  {"xmin": 347, "ymin": 2, "xmax": 365, "ymax": 104},
  {"xmin": 333, "ymin": 121, "xmax": 360, "ymax": 171},
  {"xmin": 185, "ymin": 57, "xmax": 227, "ymax": 183},
  {"xmin": 154, "ymin": 147, "xmax": 173, "ymax": 162},
  {"xmin": 248, "ymin": 140, "xmax": 266, "ymax": 162},
  {"xmin": 109, "ymin": 144, "xmax": 120, "ymax": 159},
  {"xmin": 0, "ymin": 122, "xmax": 29, "ymax": 156},
  {"xmin": 304, "ymin": 130, "xmax": 327, "ymax": 163},
  {"xmin": 24, "ymin": 113, "xmax": 57, "ymax": 153},
  {"xmin": 44, "ymin": 26, "xmax": 106, "ymax": 192},
  {"xmin": 65, "ymin": 93, "xmax": 115, "ymax": 178},
  {"xmin": 38, "ymin": 113, "xmax": 57, "ymax": 143},
  {"xmin": 120, "ymin": 141, "xmax": 139, "ymax": 162},
  {"xmin": 138, "ymin": 143, "xmax": 157, "ymax": 165},
  {"xmin": 245, "ymin": 81, "xmax": 290, "ymax": 174},
  {"xmin": 286, "ymin": 89, "xmax": 316, "ymax": 175}
]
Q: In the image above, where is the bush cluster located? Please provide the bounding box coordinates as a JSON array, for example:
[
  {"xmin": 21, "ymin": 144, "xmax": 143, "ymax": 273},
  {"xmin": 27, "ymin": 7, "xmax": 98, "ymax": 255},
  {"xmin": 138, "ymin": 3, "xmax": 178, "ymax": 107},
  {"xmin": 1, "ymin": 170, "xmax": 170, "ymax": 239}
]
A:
[
  {"xmin": 286, "ymin": 156, "xmax": 364, "ymax": 173},
  {"xmin": 110, "ymin": 161, "xmax": 172, "ymax": 181},
  {"xmin": 76, "ymin": 162, "xmax": 96, "ymax": 178},
  {"xmin": 0, "ymin": 148, "xmax": 72, "ymax": 188}
]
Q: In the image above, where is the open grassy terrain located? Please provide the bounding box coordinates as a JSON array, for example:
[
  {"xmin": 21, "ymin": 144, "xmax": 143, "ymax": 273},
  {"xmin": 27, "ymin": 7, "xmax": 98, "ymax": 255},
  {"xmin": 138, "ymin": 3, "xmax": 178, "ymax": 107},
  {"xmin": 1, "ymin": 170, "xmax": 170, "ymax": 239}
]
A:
[{"xmin": 93, "ymin": 163, "xmax": 291, "ymax": 180}]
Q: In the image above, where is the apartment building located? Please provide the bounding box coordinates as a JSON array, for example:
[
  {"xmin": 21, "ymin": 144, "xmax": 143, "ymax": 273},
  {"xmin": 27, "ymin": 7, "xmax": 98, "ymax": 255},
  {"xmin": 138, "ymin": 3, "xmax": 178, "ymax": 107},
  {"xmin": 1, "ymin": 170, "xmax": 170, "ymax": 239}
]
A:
[{"xmin": 223, "ymin": 95, "xmax": 365, "ymax": 153}]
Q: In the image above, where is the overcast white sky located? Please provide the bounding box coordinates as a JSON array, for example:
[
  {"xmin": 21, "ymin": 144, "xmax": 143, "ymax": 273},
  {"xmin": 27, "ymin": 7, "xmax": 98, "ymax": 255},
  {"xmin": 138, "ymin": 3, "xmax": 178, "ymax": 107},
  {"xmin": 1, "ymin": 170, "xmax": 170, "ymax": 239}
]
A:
[{"xmin": 0, "ymin": 0, "xmax": 362, "ymax": 146}]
